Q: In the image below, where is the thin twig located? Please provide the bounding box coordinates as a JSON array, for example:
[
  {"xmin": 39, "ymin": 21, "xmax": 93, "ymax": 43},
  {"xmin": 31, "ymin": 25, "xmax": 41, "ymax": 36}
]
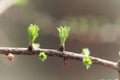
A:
[{"xmin": 0, "ymin": 47, "xmax": 119, "ymax": 71}]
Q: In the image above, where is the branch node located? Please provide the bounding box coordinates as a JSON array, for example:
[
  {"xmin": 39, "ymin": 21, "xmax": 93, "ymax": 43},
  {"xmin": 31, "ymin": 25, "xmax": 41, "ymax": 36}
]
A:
[{"xmin": 28, "ymin": 44, "xmax": 33, "ymax": 52}]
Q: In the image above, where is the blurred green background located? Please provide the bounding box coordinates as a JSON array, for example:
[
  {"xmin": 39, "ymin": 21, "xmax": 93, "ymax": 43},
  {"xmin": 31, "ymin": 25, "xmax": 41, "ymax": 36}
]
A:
[{"xmin": 0, "ymin": 0, "xmax": 120, "ymax": 80}]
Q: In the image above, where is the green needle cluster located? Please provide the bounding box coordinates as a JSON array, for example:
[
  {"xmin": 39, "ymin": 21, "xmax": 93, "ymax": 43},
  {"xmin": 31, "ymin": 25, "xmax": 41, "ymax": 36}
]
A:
[
  {"xmin": 27, "ymin": 24, "xmax": 47, "ymax": 62},
  {"xmin": 27, "ymin": 24, "xmax": 39, "ymax": 45},
  {"xmin": 57, "ymin": 26, "xmax": 70, "ymax": 45},
  {"xmin": 27, "ymin": 24, "xmax": 92, "ymax": 68},
  {"xmin": 81, "ymin": 48, "xmax": 92, "ymax": 69}
]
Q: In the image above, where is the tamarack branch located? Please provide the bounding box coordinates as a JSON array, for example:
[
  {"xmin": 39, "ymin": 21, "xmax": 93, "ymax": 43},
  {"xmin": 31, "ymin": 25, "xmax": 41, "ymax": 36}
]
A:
[
  {"xmin": 1, "ymin": 47, "xmax": 120, "ymax": 79},
  {"xmin": 0, "ymin": 47, "xmax": 119, "ymax": 70},
  {"xmin": 0, "ymin": 24, "xmax": 120, "ymax": 79},
  {"xmin": 0, "ymin": 1, "xmax": 120, "ymax": 79}
]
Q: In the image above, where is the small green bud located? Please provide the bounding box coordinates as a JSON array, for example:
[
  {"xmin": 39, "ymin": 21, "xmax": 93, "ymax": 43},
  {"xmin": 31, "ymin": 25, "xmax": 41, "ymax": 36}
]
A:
[
  {"xmin": 81, "ymin": 48, "xmax": 90, "ymax": 57},
  {"xmin": 33, "ymin": 43, "xmax": 40, "ymax": 49},
  {"xmin": 83, "ymin": 57, "xmax": 92, "ymax": 69},
  {"xmin": 81, "ymin": 48, "xmax": 92, "ymax": 69},
  {"xmin": 39, "ymin": 52, "xmax": 47, "ymax": 62}
]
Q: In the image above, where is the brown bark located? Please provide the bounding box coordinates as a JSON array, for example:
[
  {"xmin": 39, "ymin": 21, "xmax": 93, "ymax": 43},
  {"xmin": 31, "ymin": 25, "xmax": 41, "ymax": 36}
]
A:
[{"xmin": 0, "ymin": 47, "xmax": 120, "ymax": 79}]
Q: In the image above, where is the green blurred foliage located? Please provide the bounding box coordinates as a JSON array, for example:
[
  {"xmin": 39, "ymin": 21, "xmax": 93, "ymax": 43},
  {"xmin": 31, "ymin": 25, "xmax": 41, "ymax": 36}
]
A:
[{"xmin": 14, "ymin": 0, "xmax": 28, "ymax": 5}]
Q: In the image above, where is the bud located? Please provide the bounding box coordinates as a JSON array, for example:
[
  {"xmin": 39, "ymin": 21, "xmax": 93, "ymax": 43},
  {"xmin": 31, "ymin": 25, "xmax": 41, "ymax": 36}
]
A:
[
  {"xmin": 7, "ymin": 53, "xmax": 14, "ymax": 61},
  {"xmin": 63, "ymin": 60, "xmax": 69, "ymax": 67}
]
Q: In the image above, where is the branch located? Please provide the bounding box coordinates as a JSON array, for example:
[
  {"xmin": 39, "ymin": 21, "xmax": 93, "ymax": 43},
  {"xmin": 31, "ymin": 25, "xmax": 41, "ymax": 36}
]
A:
[{"xmin": 0, "ymin": 47, "xmax": 119, "ymax": 71}]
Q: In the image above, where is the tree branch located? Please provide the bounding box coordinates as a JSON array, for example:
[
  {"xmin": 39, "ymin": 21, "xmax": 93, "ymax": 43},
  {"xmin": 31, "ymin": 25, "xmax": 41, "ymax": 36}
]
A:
[
  {"xmin": 0, "ymin": 47, "xmax": 120, "ymax": 79},
  {"xmin": 0, "ymin": 47, "xmax": 119, "ymax": 70}
]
